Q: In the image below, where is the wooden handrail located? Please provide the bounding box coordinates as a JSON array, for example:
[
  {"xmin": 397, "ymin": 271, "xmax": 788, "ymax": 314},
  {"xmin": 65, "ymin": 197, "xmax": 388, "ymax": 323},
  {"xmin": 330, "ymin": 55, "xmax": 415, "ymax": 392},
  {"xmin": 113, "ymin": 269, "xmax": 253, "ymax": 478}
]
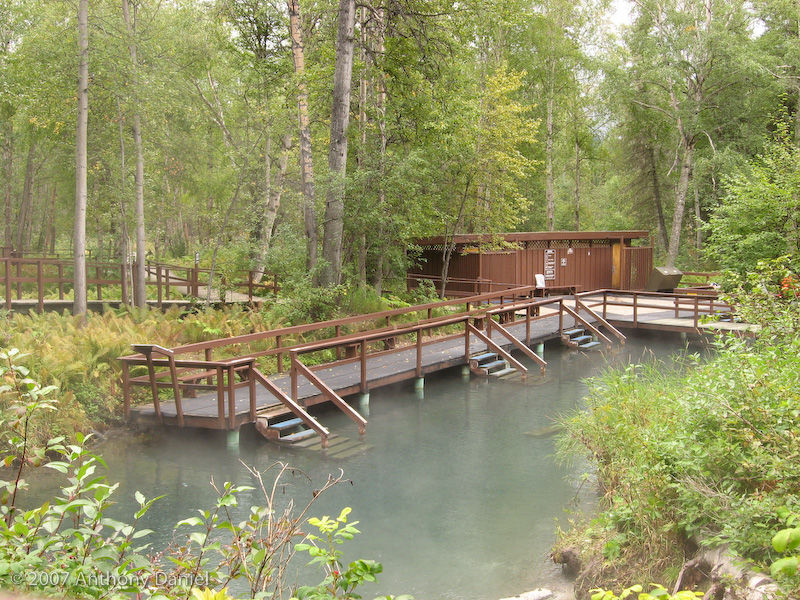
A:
[
  {"xmin": 561, "ymin": 304, "xmax": 614, "ymax": 349},
  {"xmin": 290, "ymin": 353, "xmax": 367, "ymax": 436},
  {"xmin": 574, "ymin": 298, "xmax": 626, "ymax": 345},
  {"xmin": 486, "ymin": 319, "xmax": 547, "ymax": 374},
  {"xmin": 251, "ymin": 368, "xmax": 330, "ymax": 448},
  {"xmin": 465, "ymin": 321, "xmax": 529, "ymax": 378}
]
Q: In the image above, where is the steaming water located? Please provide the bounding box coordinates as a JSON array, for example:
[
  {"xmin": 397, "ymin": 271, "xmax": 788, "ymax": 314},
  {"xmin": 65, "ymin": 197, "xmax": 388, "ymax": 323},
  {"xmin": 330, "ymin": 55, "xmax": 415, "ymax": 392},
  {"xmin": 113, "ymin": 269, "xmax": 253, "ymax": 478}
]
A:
[{"xmin": 24, "ymin": 332, "xmax": 698, "ymax": 600}]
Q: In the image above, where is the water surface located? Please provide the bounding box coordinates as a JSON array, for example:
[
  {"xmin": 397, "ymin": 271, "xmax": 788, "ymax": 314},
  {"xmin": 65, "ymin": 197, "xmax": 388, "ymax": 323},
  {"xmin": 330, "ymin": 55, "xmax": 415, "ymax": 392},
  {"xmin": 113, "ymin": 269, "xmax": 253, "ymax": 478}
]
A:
[{"xmin": 27, "ymin": 332, "xmax": 697, "ymax": 599}]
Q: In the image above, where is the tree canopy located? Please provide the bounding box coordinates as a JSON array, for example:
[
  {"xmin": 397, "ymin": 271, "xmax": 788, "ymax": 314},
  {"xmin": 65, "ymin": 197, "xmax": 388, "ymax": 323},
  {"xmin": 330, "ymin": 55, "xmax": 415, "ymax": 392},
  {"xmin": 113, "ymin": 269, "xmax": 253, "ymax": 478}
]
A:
[{"xmin": 2, "ymin": 0, "xmax": 798, "ymax": 300}]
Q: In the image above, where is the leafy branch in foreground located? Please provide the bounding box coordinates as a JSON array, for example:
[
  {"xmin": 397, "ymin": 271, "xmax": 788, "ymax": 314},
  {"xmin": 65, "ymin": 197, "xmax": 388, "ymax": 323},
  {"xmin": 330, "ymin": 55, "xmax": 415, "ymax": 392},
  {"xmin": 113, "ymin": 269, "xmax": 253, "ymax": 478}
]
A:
[{"xmin": 0, "ymin": 346, "xmax": 408, "ymax": 600}]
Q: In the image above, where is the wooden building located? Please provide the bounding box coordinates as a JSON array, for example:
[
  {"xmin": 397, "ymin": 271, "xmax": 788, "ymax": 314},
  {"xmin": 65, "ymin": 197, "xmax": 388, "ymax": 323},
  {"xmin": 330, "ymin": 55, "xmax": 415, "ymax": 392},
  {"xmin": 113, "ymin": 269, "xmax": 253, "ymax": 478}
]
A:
[{"xmin": 410, "ymin": 231, "xmax": 653, "ymax": 295}]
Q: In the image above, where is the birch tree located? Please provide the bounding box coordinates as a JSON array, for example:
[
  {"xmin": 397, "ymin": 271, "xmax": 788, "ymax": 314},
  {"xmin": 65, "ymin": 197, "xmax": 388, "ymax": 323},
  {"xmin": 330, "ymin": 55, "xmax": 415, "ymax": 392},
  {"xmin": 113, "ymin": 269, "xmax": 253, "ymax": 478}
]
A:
[
  {"xmin": 74, "ymin": 0, "xmax": 89, "ymax": 317},
  {"xmin": 319, "ymin": 0, "xmax": 355, "ymax": 287}
]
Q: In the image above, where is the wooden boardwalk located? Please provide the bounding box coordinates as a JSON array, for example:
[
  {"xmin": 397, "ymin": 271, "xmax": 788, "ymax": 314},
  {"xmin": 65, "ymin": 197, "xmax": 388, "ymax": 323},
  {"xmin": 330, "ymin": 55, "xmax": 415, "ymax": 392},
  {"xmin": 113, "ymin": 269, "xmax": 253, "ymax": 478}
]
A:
[
  {"xmin": 124, "ymin": 288, "xmax": 741, "ymax": 442},
  {"xmin": 128, "ymin": 313, "xmax": 564, "ymax": 425}
]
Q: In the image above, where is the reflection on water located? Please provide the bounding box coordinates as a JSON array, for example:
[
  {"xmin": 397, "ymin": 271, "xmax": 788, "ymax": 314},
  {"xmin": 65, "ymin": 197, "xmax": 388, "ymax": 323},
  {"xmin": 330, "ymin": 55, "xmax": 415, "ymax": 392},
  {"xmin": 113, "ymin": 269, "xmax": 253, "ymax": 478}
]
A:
[{"xmin": 24, "ymin": 332, "xmax": 702, "ymax": 600}]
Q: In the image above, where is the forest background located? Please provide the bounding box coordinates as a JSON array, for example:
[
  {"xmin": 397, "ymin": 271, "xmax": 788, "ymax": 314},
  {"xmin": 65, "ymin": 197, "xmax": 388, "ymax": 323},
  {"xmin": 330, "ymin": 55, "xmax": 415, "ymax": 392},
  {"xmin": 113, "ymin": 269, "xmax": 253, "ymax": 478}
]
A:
[
  {"xmin": 5, "ymin": 2, "xmax": 800, "ymax": 598},
  {"xmin": 4, "ymin": 0, "xmax": 800, "ymax": 302}
]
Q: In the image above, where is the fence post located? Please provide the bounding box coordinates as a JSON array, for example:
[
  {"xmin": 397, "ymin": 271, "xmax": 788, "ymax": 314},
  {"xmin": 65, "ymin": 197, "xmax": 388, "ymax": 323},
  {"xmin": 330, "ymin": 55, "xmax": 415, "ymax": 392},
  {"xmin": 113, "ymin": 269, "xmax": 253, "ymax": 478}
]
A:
[
  {"xmin": 58, "ymin": 263, "xmax": 65, "ymax": 300},
  {"xmin": 36, "ymin": 260, "xmax": 44, "ymax": 313},
  {"xmin": 156, "ymin": 265, "xmax": 163, "ymax": 308},
  {"xmin": 121, "ymin": 263, "xmax": 129, "ymax": 305},
  {"xmin": 3, "ymin": 257, "xmax": 10, "ymax": 310}
]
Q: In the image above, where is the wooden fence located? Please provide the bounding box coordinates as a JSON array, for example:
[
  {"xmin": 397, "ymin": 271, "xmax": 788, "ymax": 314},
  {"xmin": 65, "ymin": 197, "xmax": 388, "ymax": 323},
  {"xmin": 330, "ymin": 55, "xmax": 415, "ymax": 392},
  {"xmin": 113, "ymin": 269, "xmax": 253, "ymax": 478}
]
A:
[{"xmin": 0, "ymin": 255, "xmax": 278, "ymax": 312}]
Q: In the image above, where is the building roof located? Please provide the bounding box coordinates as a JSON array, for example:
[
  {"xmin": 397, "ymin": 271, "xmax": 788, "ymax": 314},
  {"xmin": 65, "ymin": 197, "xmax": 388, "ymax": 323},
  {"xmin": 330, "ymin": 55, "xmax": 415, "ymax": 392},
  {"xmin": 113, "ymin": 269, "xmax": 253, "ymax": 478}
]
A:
[{"xmin": 415, "ymin": 231, "xmax": 651, "ymax": 246}]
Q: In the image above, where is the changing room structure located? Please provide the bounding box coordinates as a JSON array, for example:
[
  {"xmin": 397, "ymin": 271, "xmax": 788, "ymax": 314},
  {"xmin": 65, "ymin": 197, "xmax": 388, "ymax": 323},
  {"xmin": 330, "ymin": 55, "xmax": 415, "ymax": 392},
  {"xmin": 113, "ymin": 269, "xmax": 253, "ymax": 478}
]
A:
[{"xmin": 409, "ymin": 231, "xmax": 653, "ymax": 296}]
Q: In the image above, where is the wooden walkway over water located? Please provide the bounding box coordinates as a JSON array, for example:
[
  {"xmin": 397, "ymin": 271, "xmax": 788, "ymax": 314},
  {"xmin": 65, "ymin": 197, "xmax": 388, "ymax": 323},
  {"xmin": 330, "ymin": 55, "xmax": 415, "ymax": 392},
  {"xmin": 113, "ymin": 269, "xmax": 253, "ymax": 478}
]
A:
[{"xmin": 121, "ymin": 288, "xmax": 741, "ymax": 447}]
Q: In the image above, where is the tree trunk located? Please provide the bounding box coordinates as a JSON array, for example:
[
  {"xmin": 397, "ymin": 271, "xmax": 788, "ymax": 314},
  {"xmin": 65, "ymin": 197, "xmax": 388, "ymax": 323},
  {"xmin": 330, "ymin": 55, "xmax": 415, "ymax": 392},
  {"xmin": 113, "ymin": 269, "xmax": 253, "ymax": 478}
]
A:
[
  {"xmin": 73, "ymin": 0, "xmax": 89, "ymax": 319},
  {"xmin": 648, "ymin": 145, "xmax": 670, "ymax": 253},
  {"xmin": 252, "ymin": 133, "xmax": 291, "ymax": 283},
  {"xmin": 286, "ymin": 0, "xmax": 318, "ymax": 274},
  {"xmin": 319, "ymin": 0, "xmax": 356, "ymax": 287},
  {"xmin": 123, "ymin": 0, "xmax": 147, "ymax": 308},
  {"xmin": 116, "ymin": 95, "xmax": 132, "ymax": 304},
  {"xmin": 666, "ymin": 138, "xmax": 694, "ymax": 267},
  {"xmin": 694, "ymin": 183, "xmax": 702, "ymax": 253},
  {"xmin": 574, "ymin": 136, "xmax": 581, "ymax": 231},
  {"xmin": 3, "ymin": 125, "xmax": 11, "ymax": 249},
  {"xmin": 16, "ymin": 141, "xmax": 36, "ymax": 253},
  {"xmin": 545, "ymin": 71, "xmax": 556, "ymax": 231}
]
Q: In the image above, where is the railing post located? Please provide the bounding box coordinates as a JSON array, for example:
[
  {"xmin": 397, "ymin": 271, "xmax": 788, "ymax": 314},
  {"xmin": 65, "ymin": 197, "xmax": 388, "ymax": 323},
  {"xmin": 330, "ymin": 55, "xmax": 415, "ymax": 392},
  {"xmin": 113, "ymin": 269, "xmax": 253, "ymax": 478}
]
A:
[
  {"xmin": 335, "ymin": 325, "xmax": 342, "ymax": 360},
  {"xmin": 290, "ymin": 350, "xmax": 299, "ymax": 404},
  {"xmin": 276, "ymin": 335, "xmax": 284, "ymax": 373},
  {"xmin": 248, "ymin": 361, "xmax": 257, "ymax": 421},
  {"xmin": 558, "ymin": 299, "xmax": 564, "ymax": 333},
  {"xmin": 525, "ymin": 305, "xmax": 531, "ymax": 345},
  {"xmin": 36, "ymin": 260, "xmax": 44, "ymax": 313},
  {"xmin": 464, "ymin": 318, "xmax": 470, "ymax": 360},
  {"xmin": 248, "ymin": 270, "xmax": 254, "ymax": 302},
  {"xmin": 603, "ymin": 291, "xmax": 608, "ymax": 320},
  {"xmin": 633, "ymin": 293, "xmax": 638, "ymax": 325},
  {"xmin": 416, "ymin": 329, "xmax": 423, "ymax": 378},
  {"xmin": 227, "ymin": 364, "xmax": 236, "ymax": 429},
  {"xmin": 122, "ymin": 360, "xmax": 131, "ymax": 421},
  {"xmin": 216, "ymin": 365, "xmax": 225, "ymax": 428},
  {"xmin": 192, "ymin": 267, "xmax": 199, "ymax": 298},
  {"xmin": 360, "ymin": 339, "xmax": 367, "ymax": 393}
]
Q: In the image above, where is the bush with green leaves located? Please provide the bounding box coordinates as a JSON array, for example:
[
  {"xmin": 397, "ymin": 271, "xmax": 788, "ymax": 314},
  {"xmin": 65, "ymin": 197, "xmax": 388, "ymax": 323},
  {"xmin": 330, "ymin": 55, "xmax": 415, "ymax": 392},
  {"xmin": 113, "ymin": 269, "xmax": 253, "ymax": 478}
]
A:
[
  {"xmin": 590, "ymin": 585, "xmax": 702, "ymax": 600},
  {"xmin": 0, "ymin": 348, "xmax": 407, "ymax": 600},
  {"xmin": 558, "ymin": 281, "xmax": 800, "ymax": 596}
]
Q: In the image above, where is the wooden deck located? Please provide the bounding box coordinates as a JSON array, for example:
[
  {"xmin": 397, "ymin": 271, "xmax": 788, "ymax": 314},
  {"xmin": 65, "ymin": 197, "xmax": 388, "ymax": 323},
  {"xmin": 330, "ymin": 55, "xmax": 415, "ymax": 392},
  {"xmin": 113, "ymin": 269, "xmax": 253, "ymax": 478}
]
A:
[
  {"xmin": 123, "ymin": 288, "xmax": 742, "ymax": 441},
  {"xmin": 128, "ymin": 314, "xmax": 565, "ymax": 426}
]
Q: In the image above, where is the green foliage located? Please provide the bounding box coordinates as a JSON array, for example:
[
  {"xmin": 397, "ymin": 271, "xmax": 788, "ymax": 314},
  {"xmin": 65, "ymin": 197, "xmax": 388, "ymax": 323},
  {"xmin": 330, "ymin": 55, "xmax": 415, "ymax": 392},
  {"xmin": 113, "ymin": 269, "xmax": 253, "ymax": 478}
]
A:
[
  {"xmin": 770, "ymin": 507, "xmax": 800, "ymax": 587},
  {"xmin": 293, "ymin": 508, "xmax": 389, "ymax": 600},
  {"xmin": 717, "ymin": 255, "xmax": 800, "ymax": 337},
  {"xmin": 559, "ymin": 283, "xmax": 800, "ymax": 596},
  {"xmin": 706, "ymin": 128, "xmax": 800, "ymax": 273},
  {"xmin": 590, "ymin": 584, "xmax": 702, "ymax": 600},
  {"xmin": 0, "ymin": 353, "xmax": 399, "ymax": 599}
]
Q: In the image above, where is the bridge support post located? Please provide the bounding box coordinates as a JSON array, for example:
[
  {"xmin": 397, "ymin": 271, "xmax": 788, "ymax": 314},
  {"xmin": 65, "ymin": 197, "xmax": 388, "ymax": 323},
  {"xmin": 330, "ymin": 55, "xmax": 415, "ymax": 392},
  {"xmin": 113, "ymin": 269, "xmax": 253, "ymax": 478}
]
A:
[
  {"xmin": 414, "ymin": 377, "xmax": 424, "ymax": 399},
  {"xmin": 227, "ymin": 429, "xmax": 240, "ymax": 450},
  {"xmin": 535, "ymin": 343, "xmax": 545, "ymax": 359},
  {"xmin": 358, "ymin": 393, "xmax": 370, "ymax": 417},
  {"xmin": 461, "ymin": 365, "xmax": 471, "ymax": 378}
]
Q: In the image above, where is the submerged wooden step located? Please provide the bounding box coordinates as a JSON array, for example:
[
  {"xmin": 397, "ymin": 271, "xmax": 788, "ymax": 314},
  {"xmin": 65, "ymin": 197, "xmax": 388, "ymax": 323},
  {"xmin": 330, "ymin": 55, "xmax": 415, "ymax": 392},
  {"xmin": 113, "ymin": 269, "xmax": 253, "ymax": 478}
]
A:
[
  {"xmin": 579, "ymin": 341, "xmax": 602, "ymax": 350},
  {"xmin": 490, "ymin": 367, "xmax": 516, "ymax": 378},
  {"xmin": 269, "ymin": 417, "xmax": 304, "ymax": 431},
  {"xmin": 481, "ymin": 359, "xmax": 508, "ymax": 371},
  {"xmin": 279, "ymin": 428, "xmax": 319, "ymax": 443}
]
